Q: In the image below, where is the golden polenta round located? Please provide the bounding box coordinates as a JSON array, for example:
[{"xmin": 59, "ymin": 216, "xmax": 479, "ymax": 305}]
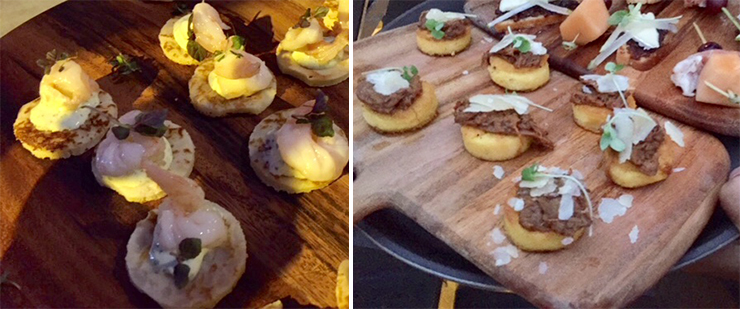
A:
[
  {"xmin": 606, "ymin": 141, "xmax": 675, "ymax": 188},
  {"xmin": 361, "ymin": 81, "xmax": 438, "ymax": 133},
  {"xmin": 488, "ymin": 55, "xmax": 550, "ymax": 92},
  {"xmin": 460, "ymin": 126, "xmax": 532, "ymax": 161},
  {"xmin": 189, "ymin": 58, "xmax": 277, "ymax": 117},
  {"xmin": 416, "ymin": 27, "xmax": 472, "ymax": 56},
  {"xmin": 159, "ymin": 16, "xmax": 200, "ymax": 66},
  {"xmin": 13, "ymin": 91, "xmax": 118, "ymax": 160},
  {"xmin": 276, "ymin": 51, "xmax": 349, "ymax": 87},
  {"xmin": 503, "ymin": 205, "xmax": 585, "ymax": 252}
]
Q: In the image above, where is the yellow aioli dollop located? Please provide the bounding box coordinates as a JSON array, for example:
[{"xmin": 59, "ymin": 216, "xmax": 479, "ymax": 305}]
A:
[
  {"xmin": 291, "ymin": 50, "xmax": 344, "ymax": 70},
  {"xmin": 173, "ymin": 13, "xmax": 192, "ymax": 51},
  {"xmin": 208, "ymin": 50, "xmax": 272, "ymax": 99},
  {"xmin": 279, "ymin": 19, "xmax": 323, "ymax": 52},
  {"xmin": 30, "ymin": 60, "xmax": 101, "ymax": 132},
  {"xmin": 100, "ymin": 137, "xmax": 173, "ymax": 199}
]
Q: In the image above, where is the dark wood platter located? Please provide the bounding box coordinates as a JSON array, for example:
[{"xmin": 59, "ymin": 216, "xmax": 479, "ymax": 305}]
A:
[{"xmin": 0, "ymin": 0, "xmax": 348, "ymax": 308}]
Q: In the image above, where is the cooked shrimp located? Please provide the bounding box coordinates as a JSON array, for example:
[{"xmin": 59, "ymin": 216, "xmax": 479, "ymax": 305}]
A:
[
  {"xmin": 192, "ymin": 2, "xmax": 230, "ymax": 53},
  {"xmin": 275, "ymin": 101, "xmax": 349, "ymax": 182},
  {"xmin": 143, "ymin": 161, "xmax": 204, "ymax": 214},
  {"xmin": 39, "ymin": 60, "xmax": 99, "ymax": 109},
  {"xmin": 213, "ymin": 49, "xmax": 261, "ymax": 79},
  {"xmin": 94, "ymin": 111, "xmax": 167, "ymax": 177},
  {"xmin": 153, "ymin": 202, "xmax": 228, "ymax": 252}
]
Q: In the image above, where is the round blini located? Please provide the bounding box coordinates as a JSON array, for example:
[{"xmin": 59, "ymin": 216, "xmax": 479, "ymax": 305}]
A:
[
  {"xmin": 248, "ymin": 109, "xmax": 347, "ymax": 194},
  {"xmin": 416, "ymin": 27, "xmax": 472, "ymax": 56},
  {"xmin": 126, "ymin": 201, "xmax": 247, "ymax": 308},
  {"xmin": 13, "ymin": 91, "xmax": 118, "ymax": 160},
  {"xmin": 276, "ymin": 50, "xmax": 349, "ymax": 87},
  {"xmin": 189, "ymin": 58, "xmax": 277, "ymax": 117},
  {"xmin": 360, "ymin": 81, "xmax": 439, "ymax": 133},
  {"xmin": 487, "ymin": 55, "xmax": 550, "ymax": 92},
  {"xmin": 503, "ymin": 204, "xmax": 585, "ymax": 252},
  {"xmin": 460, "ymin": 126, "xmax": 532, "ymax": 161},
  {"xmin": 606, "ymin": 140, "xmax": 675, "ymax": 188},
  {"xmin": 92, "ymin": 122, "xmax": 195, "ymax": 203},
  {"xmin": 159, "ymin": 16, "xmax": 200, "ymax": 66}
]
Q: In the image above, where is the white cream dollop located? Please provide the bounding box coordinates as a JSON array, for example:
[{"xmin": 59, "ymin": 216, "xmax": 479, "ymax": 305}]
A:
[
  {"xmin": 365, "ymin": 69, "xmax": 410, "ymax": 96},
  {"xmin": 275, "ymin": 102, "xmax": 349, "ymax": 182},
  {"xmin": 208, "ymin": 50, "xmax": 273, "ymax": 99},
  {"xmin": 30, "ymin": 60, "xmax": 101, "ymax": 132}
]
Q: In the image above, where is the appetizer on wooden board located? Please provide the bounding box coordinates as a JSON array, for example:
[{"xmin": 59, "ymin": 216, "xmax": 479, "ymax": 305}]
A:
[
  {"xmin": 353, "ymin": 24, "xmax": 730, "ymax": 308},
  {"xmin": 356, "ymin": 66, "xmax": 439, "ymax": 133},
  {"xmin": 486, "ymin": 31, "xmax": 551, "ymax": 91},
  {"xmin": 571, "ymin": 63, "xmax": 637, "ymax": 132},
  {"xmin": 92, "ymin": 110, "xmax": 195, "ymax": 203},
  {"xmin": 249, "ymin": 92, "xmax": 349, "ymax": 194},
  {"xmin": 276, "ymin": 0, "xmax": 350, "ymax": 87},
  {"xmin": 417, "ymin": 9, "xmax": 475, "ymax": 56},
  {"xmin": 159, "ymin": 2, "xmax": 231, "ymax": 66},
  {"xmin": 13, "ymin": 55, "xmax": 118, "ymax": 160}
]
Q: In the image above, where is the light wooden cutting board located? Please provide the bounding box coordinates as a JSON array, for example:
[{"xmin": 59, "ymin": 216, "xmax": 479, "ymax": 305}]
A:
[
  {"xmin": 352, "ymin": 25, "xmax": 730, "ymax": 308},
  {"xmin": 465, "ymin": 0, "xmax": 740, "ymax": 136}
]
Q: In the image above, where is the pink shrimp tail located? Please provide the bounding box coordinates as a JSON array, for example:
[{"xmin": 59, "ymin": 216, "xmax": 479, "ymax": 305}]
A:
[{"xmin": 143, "ymin": 161, "xmax": 204, "ymax": 212}]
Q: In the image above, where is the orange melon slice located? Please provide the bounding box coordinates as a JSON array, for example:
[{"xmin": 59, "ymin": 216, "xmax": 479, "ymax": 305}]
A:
[
  {"xmin": 560, "ymin": 0, "xmax": 610, "ymax": 46},
  {"xmin": 696, "ymin": 52, "xmax": 740, "ymax": 107}
]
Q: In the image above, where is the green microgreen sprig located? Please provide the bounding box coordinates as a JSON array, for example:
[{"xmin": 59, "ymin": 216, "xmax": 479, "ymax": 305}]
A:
[
  {"xmin": 231, "ymin": 35, "xmax": 246, "ymax": 50},
  {"xmin": 110, "ymin": 110, "xmax": 169, "ymax": 140},
  {"xmin": 425, "ymin": 19, "xmax": 446, "ymax": 39},
  {"xmin": 599, "ymin": 109, "xmax": 654, "ymax": 152},
  {"xmin": 512, "ymin": 36, "xmax": 532, "ymax": 53},
  {"xmin": 109, "ymin": 53, "xmax": 141, "ymax": 77},
  {"xmin": 521, "ymin": 163, "xmax": 594, "ymax": 236},
  {"xmin": 36, "ymin": 49, "xmax": 71, "ymax": 75},
  {"xmin": 401, "ymin": 65, "xmax": 419, "ymax": 82},
  {"xmin": 186, "ymin": 14, "xmax": 208, "ymax": 61},
  {"xmin": 604, "ymin": 62, "xmax": 629, "ymax": 108},
  {"xmin": 562, "ymin": 33, "xmax": 579, "ymax": 51},
  {"xmin": 295, "ymin": 7, "xmax": 330, "ymax": 28},
  {"xmin": 292, "ymin": 91, "xmax": 335, "ymax": 137}
]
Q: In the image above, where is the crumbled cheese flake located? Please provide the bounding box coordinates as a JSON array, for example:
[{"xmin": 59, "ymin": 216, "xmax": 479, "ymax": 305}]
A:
[
  {"xmin": 599, "ymin": 197, "xmax": 629, "ymax": 223},
  {"xmin": 493, "ymin": 165, "xmax": 505, "ymax": 179},
  {"xmin": 538, "ymin": 262, "xmax": 548, "ymax": 274},
  {"xmin": 664, "ymin": 121, "xmax": 685, "ymax": 147},
  {"xmin": 561, "ymin": 237, "xmax": 574, "ymax": 245},
  {"xmin": 491, "ymin": 228, "xmax": 506, "ymax": 245},
  {"xmin": 508, "ymin": 197, "xmax": 524, "ymax": 211},
  {"xmin": 617, "ymin": 194, "xmax": 634, "ymax": 208},
  {"xmin": 629, "ymin": 225, "xmax": 639, "ymax": 244},
  {"xmin": 494, "ymin": 204, "xmax": 502, "ymax": 215},
  {"xmin": 493, "ymin": 245, "xmax": 519, "ymax": 266},
  {"xmin": 673, "ymin": 167, "xmax": 686, "ymax": 173},
  {"xmin": 462, "ymin": 70, "xmax": 469, "ymax": 75}
]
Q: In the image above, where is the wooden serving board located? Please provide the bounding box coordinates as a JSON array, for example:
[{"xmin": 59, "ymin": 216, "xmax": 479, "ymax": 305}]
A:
[
  {"xmin": 352, "ymin": 25, "xmax": 731, "ymax": 308},
  {"xmin": 464, "ymin": 0, "xmax": 740, "ymax": 136},
  {"xmin": 0, "ymin": 1, "xmax": 347, "ymax": 308}
]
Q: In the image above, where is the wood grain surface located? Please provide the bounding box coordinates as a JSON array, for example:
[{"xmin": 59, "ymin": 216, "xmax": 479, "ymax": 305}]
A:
[
  {"xmin": 0, "ymin": 1, "xmax": 348, "ymax": 308},
  {"xmin": 464, "ymin": 0, "xmax": 740, "ymax": 136},
  {"xmin": 352, "ymin": 25, "xmax": 730, "ymax": 308}
]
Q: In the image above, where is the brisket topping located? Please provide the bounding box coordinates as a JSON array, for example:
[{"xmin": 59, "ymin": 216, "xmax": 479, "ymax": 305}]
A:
[
  {"xmin": 630, "ymin": 126, "xmax": 665, "ymax": 176},
  {"xmin": 454, "ymin": 100, "xmax": 553, "ymax": 149},
  {"xmin": 418, "ymin": 11, "xmax": 471, "ymax": 40},
  {"xmin": 356, "ymin": 74, "xmax": 423, "ymax": 114},
  {"xmin": 517, "ymin": 179, "xmax": 592, "ymax": 236},
  {"xmin": 489, "ymin": 47, "xmax": 545, "ymax": 68}
]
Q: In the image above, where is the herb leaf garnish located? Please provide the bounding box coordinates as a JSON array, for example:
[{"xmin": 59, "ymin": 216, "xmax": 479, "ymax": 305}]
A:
[
  {"xmin": 36, "ymin": 49, "xmax": 71, "ymax": 75},
  {"xmin": 111, "ymin": 110, "xmax": 169, "ymax": 141},
  {"xmin": 425, "ymin": 19, "xmax": 446, "ymax": 39},
  {"xmin": 173, "ymin": 263, "xmax": 190, "ymax": 289},
  {"xmin": 186, "ymin": 14, "xmax": 208, "ymax": 61},
  {"xmin": 608, "ymin": 9, "xmax": 629, "ymax": 26},
  {"xmin": 512, "ymin": 36, "xmax": 531, "ymax": 53},
  {"xmin": 295, "ymin": 7, "xmax": 328, "ymax": 28},
  {"xmin": 292, "ymin": 91, "xmax": 335, "ymax": 137},
  {"xmin": 231, "ymin": 35, "xmax": 246, "ymax": 50},
  {"xmin": 401, "ymin": 65, "xmax": 418, "ymax": 82},
  {"xmin": 314, "ymin": 6, "xmax": 330, "ymax": 19},
  {"xmin": 605, "ymin": 62, "xmax": 624, "ymax": 74},
  {"xmin": 109, "ymin": 53, "xmax": 141, "ymax": 76},
  {"xmin": 178, "ymin": 238, "xmax": 202, "ymax": 260}
]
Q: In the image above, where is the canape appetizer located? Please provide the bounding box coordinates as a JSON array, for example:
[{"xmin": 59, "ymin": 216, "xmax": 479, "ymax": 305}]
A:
[
  {"xmin": 504, "ymin": 164, "xmax": 593, "ymax": 252},
  {"xmin": 417, "ymin": 9, "xmax": 474, "ymax": 56},
  {"xmin": 571, "ymin": 62, "xmax": 637, "ymax": 132},
  {"xmin": 93, "ymin": 110, "xmax": 195, "ymax": 203},
  {"xmin": 159, "ymin": 2, "xmax": 230, "ymax": 65},
  {"xmin": 487, "ymin": 0, "xmax": 577, "ymax": 33},
  {"xmin": 671, "ymin": 50, "xmax": 739, "ymax": 107},
  {"xmin": 249, "ymin": 92, "xmax": 349, "ymax": 193},
  {"xmin": 487, "ymin": 30, "xmax": 550, "ymax": 91},
  {"xmin": 559, "ymin": 0, "xmax": 611, "ymax": 48},
  {"xmin": 189, "ymin": 36, "xmax": 277, "ymax": 117},
  {"xmin": 276, "ymin": 0, "xmax": 349, "ymax": 87},
  {"xmin": 356, "ymin": 66, "xmax": 438, "ymax": 133},
  {"xmin": 454, "ymin": 94, "xmax": 553, "ymax": 161},
  {"xmin": 600, "ymin": 108, "xmax": 684, "ymax": 188},
  {"xmin": 126, "ymin": 162, "xmax": 246, "ymax": 308},
  {"xmin": 14, "ymin": 52, "xmax": 118, "ymax": 160},
  {"xmin": 588, "ymin": 3, "xmax": 681, "ymax": 70}
]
